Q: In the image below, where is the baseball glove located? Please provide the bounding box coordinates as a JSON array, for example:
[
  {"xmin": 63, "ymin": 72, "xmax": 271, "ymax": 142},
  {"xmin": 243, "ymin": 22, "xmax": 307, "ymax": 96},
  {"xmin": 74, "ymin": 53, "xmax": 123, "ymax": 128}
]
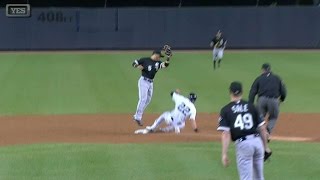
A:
[
  {"xmin": 163, "ymin": 45, "xmax": 172, "ymax": 57},
  {"xmin": 264, "ymin": 151, "xmax": 272, "ymax": 162}
]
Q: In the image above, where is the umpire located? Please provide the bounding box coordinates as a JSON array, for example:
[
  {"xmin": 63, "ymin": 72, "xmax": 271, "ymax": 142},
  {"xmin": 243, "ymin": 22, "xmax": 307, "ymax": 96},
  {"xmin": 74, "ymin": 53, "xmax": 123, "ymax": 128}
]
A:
[{"xmin": 249, "ymin": 63, "xmax": 287, "ymax": 137}]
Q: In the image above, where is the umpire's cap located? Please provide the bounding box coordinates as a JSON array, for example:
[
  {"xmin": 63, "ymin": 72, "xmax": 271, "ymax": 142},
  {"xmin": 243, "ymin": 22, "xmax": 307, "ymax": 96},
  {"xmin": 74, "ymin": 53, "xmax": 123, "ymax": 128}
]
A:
[
  {"xmin": 229, "ymin": 81, "xmax": 242, "ymax": 96},
  {"xmin": 262, "ymin": 63, "xmax": 271, "ymax": 71},
  {"xmin": 152, "ymin": 50, "xmax": 164, "ymax": 57}
]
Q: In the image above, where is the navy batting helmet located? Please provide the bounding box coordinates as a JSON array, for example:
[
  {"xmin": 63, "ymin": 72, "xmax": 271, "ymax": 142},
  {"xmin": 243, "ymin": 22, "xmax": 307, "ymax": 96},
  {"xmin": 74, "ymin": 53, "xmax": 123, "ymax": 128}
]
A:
[{"xmin": 189, "ymin": 93, "xmax": 197, "ymax": 103}]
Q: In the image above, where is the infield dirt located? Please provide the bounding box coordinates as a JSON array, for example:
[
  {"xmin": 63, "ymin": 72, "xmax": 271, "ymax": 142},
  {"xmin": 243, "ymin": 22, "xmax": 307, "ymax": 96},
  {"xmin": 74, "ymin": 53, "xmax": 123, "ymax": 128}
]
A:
[{"xmin": 0, "ymin": 113, "xmax": 318, "ymax": 146}]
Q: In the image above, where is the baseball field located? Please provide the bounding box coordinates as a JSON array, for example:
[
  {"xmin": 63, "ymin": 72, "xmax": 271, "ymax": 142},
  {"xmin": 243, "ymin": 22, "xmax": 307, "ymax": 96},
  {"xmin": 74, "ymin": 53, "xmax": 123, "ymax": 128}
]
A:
[{"xmin": 0, "ymin": 50, "xmax": 319, "ymax": 179}]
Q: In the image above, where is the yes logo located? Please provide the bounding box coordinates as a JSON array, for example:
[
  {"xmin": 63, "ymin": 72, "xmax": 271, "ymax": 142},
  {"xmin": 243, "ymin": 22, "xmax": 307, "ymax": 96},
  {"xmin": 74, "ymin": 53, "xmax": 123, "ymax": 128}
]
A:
[{"xmin": 148, "ymin": 65, "xmax": 152, "ymax": 71}]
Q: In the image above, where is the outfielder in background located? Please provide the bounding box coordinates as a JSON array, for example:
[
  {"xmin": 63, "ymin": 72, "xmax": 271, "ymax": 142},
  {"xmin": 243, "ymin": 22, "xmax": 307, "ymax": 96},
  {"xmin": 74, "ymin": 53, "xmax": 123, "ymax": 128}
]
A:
[
  {"xmin": 249, "ymin": 63, "xmax": 287, "ymax": 141},
  {"xmin": 210, "ymin": 30, "xmax": 227, "ymax": 70},
  {"xmin": 217, "ymin": 81, "xmax": 271, "ymax": 180},
  {"xmin": 132, "ymin": 45, "xmax": 172, "ymax": 126},
  {"xmin": 135, "ymin": 89, "xmax": 198, "ymax": 134}
]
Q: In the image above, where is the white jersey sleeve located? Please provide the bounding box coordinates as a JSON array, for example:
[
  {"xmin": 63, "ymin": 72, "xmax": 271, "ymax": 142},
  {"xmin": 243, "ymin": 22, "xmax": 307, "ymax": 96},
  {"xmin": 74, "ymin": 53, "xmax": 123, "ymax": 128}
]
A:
[{"xmin": 172, "ymin": 92, "xmax": 182, "ymax": 103}]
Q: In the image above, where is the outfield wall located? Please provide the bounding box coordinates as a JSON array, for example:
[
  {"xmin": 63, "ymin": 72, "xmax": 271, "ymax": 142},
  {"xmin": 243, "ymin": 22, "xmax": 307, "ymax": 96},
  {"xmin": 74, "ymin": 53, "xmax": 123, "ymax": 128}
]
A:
[{"xmin": 1, "ymin": 7, "xmax": 320, "ymax": 50}]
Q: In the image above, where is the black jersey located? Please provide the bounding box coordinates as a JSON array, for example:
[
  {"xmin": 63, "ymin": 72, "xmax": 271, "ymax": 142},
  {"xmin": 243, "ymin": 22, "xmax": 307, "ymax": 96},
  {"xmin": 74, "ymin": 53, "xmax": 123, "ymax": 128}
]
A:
[
  {"xmin": 249, "ymin": 72, "xmax": 287, "ymax": 103},
  {"xmin": 135, "ymin": 57, "xmax": 163, "ymax": 79},
  {"xmin": 212, "ymin": 36, "xmax": 227, "ymax": 48},
  {"xmin": 217, "ymin": 100, "xmax": 265, "ymax": 141}
]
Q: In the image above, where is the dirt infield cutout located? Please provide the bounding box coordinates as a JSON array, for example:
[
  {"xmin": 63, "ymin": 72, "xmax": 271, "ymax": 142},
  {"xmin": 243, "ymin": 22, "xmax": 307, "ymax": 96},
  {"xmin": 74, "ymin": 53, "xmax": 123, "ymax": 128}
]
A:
[{"xmin": 0, "ymin": 113, "xmax": 318, "ymax": 146}]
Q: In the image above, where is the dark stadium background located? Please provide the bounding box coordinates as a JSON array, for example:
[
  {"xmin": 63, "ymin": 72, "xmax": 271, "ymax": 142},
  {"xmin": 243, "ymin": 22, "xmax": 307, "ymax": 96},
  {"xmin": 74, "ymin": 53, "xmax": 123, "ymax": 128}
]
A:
[{"xmin": 0, "ymin": 0, "xmax": 316, "ymax": 7}]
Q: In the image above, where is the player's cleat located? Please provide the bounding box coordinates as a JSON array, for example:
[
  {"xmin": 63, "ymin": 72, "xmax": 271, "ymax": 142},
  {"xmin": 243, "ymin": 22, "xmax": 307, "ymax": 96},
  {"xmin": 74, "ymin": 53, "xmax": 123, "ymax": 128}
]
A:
[
  {"xmin": 133, "ymin": 116, "xmax": 143, "ymax": 126},
  {"xmin": 146, "ymin": 126, "xmax": 154, "ymax": 132},
  {"xmin": 134, "ymin": 119, "xmax": 143, "ymax": 126},
  {"xmin": 134, "ymin": 129, "xmax": 149, "ymax": 134}
]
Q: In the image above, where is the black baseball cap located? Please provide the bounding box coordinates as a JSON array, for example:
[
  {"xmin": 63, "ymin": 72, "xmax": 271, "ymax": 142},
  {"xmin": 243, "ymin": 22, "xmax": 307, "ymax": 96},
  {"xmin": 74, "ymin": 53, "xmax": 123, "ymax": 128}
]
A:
[
  {"xmin": 262, "ymin": 63, "xmax": 271, "ymax": 71},
  {"xmin": 229, "ymin": 81, "xmax": 243, "ymax": 96},
  {"xmin": 152, "ymin": 50, "xmax": 164, "ymax": 57}
]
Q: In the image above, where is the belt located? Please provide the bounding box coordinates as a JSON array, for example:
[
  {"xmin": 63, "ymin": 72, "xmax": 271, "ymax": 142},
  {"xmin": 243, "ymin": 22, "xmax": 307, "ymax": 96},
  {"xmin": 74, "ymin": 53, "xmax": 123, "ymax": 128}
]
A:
[
  {"xmin": 236, "ymin": 134, "xmax": 259, "ymax": 143},
  {"xmin": 143, "ymin": 77, "xmax": 153, "ymax": 83}
]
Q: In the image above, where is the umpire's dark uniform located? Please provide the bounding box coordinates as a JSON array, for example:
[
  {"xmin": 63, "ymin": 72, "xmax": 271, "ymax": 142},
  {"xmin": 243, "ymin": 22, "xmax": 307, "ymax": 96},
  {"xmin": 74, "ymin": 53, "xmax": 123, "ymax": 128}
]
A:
[{"xmin": 249, "ymin": 63, "xmax": 287, "ymax": 134}]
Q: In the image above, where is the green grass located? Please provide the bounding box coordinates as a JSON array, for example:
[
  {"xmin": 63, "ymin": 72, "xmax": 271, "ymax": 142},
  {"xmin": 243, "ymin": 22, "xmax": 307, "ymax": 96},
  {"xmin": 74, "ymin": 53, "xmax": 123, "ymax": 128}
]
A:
[
  {"xmin": 0, "ymin": 142, "xmax": 319, "ymax": 180},
  {"xmin": 0, "ymin": 51, "xmax": 319, "ymax": 179},
  {"xmin": 0, "ymin": 50, "xmax": 319, "ymax": 115}
]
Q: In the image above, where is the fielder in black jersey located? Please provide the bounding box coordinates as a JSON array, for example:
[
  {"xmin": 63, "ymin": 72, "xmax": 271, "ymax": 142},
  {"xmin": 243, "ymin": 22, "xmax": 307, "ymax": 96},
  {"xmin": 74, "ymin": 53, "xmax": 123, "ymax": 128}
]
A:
[
  {"xmin": 217, "ymin": 81, "xmax": 271, "ymax": 180},
  {"xmin": 132, "ymin": 49, "xmax": 171, "ymax": 126},
  {"xmin": 210, "ymin": 30, "xmax": 227, "ymax": 70}
]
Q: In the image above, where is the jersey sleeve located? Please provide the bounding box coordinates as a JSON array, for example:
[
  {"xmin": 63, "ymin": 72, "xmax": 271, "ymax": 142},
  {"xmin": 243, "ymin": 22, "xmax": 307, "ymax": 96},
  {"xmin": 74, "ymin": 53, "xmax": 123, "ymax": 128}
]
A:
[
  {"xmin": 217, "ymin": 107, "xmax": 230, "ymax": 131},
  {"xmin": 248, "ymin": 77, "xmax": 260, "ymax": 103},
  {"xmin": 212, "ymin": 38, "xmax": 217, "ymax": 44},
  {"xmin": 279, "ymin": 78, "xmax": 287, "ymax": 102},
  {"xmin": 172, "ymin": 92, "xmax": 179, "ymax": 102},
  {"xmin": 134, "ymin": 58, "xmax": 145, "ymax": 65}
]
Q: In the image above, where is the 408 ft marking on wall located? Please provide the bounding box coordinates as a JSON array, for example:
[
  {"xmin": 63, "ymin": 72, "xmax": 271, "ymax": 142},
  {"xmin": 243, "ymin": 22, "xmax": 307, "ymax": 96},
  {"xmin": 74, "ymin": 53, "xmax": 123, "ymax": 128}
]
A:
[{"xmin": 37, "ymin": 11, "xmax": 73, "ymax": 23}]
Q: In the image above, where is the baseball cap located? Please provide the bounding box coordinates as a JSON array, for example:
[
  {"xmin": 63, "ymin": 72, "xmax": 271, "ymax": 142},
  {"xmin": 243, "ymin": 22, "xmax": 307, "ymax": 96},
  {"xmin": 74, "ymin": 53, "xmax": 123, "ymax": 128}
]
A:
[
  {"xmin": 261, "ymin": 63, "xmax": 271, "ymax": 71},
  {"xmin": 152, "ymin": 50, "xmax": 164, "ymax": 57},
  {"xmin": 229, "ymin": 81, "xmax": 243, "ymax": 96}
]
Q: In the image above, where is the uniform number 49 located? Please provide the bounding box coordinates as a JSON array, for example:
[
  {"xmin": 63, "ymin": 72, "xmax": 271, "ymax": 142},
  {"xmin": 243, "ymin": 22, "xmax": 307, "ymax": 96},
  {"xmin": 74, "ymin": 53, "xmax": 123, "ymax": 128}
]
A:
[{"xmin": 234, "ymin": 113, "xmax": 253, "ymax": 130}]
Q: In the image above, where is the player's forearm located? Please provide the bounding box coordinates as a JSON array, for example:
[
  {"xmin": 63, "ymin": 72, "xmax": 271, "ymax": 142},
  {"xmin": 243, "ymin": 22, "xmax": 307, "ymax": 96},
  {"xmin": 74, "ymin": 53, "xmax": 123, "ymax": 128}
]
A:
[
  {"xmin": 191, "ymin": 119, "xmax": 198, "ymax": 132},
  {"xmin": 161, "ymin": 59, "xmax": 170, "ymax": 68},
  {"xmin": 221, "ymin": 131, "xmax": 231, "ymax": 156},
  {"xmin": 164, "ymin": 60, "xmax": 170, "ymax": 67}
]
